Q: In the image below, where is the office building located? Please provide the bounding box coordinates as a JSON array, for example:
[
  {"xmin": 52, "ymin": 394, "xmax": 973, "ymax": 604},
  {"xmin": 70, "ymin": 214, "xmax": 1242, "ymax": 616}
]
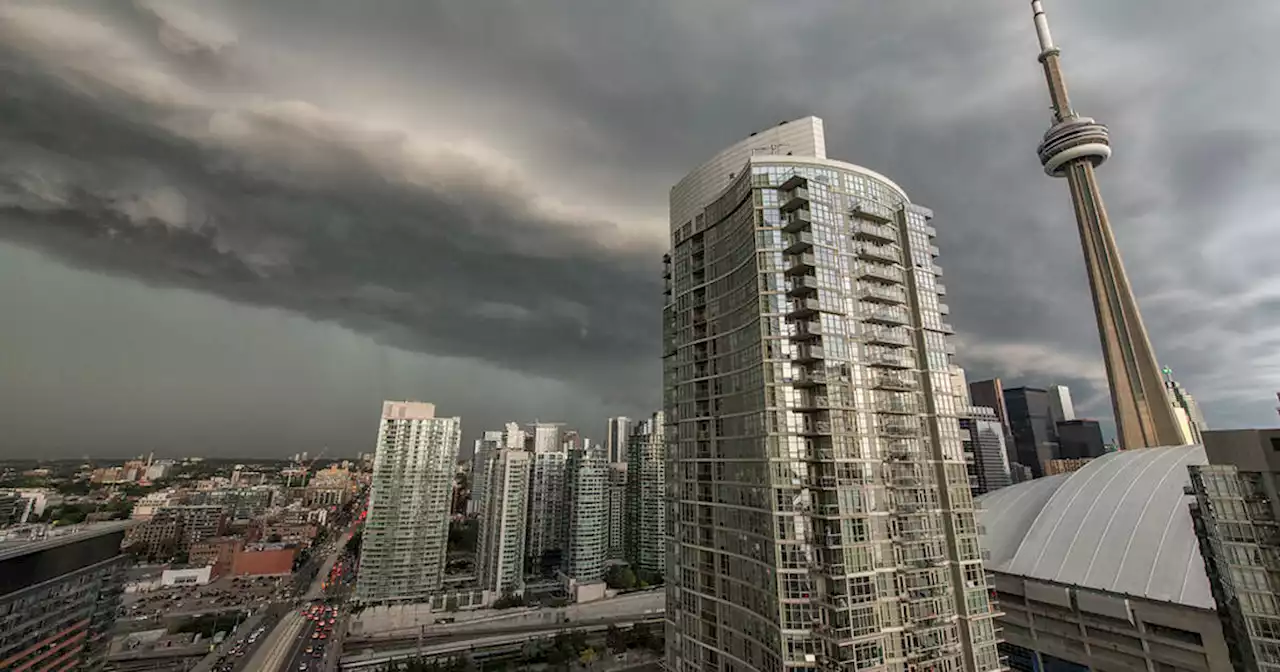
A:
[
  {"xmin": 607, "ymin": 417, "xmax": 632, "ymax": 464},
  {"xmin": 1028, "ymin": 0, "xmax": 1183, "ymax": 449},
  {"xmin": 625, "ymin": 412, "xmax": 667, "ymax": 579},
  {"xmin": 960, "ymin": 406, "xmax": 1013, "ymax": 496},
  {"xmin": 606, "ymin": 462, "xmax": 628, "ymax": 560},
  {"xmin": 1187, "ymin": 429, "xmax": 1280, "ymax": 671},
  {"xmin": 969, "ymin": 378, "xmax": 1012, "ymax": 433},
  {"xmin": 1005, "ymin": 386, "xmax": 1057, "ymax": 478},
  {"xmin": 1047, "ymin": 384, "xmax": 1075, "ymax": 426},
  {"xmin": 0, "ymin": 522, "xmax": 133, "ymax": 670},
  {"xmin": 1055, "ymin": 419, "xmax": 1105, "ymax": 459},
  {"xmin": 476, "ymin": 448, "xmax": 531, "ymax": 598},
  {"xmin": 356, "ymin": 401, "xmax": 461, "ymax": 603},
  {"xmin": 977, "ymin": 445, "xmax": 1232, "ymax": 670},
  {"xmin": 663, "ymin": 118, "xmax": 1001, "ymax": 671},
  {"xmin": 564, "ymin": 442, "xmax": 609, "ymax": 585},
  {"xmin": 1165, "ymin": 367, "xmax": 1208, "ymax": 445}
]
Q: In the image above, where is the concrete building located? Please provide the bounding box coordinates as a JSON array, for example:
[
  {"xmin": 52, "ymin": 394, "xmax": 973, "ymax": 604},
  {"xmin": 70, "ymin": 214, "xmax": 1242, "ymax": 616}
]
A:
[
  {"xmin": 526, "ymin": 429, "xmax": 569, "ymax": 575},
  {"xmin": 1164, "ymin": 367, "xmax": 1208, "ymax": 445},
  {"xmin": 564, "ymin": 443, "xmax": 609, "ymax": 586},
  {"xmin": 977, "ymin": 444, "xmax": 1232, "ymax": 671},
  {"xmin": 606, "ymin": 417, "xmax": 632, "ymax": 464},
  {"xmin": 663, "ymin": 117, "xmax": 1002, "ymax": 671},
  {"xmin": 1055, "ymin": 419, "xmax": 1106, "ymax": 459},
  {"xmin": 624, "ymin": 412, "xmax": 666, "ymax": 579},
  {"xmin": 1028, "ymin": 0, "xmax": 1183, "ymax": 449},
  {"xmin": 1186, "ymin": 428, "xmax": 1280, "ymax": 671},
  {"xmin": 476, "ymin": 448, "xmax": 531, "ymax": 598},
  {"xmin": 469, "ymin": 430, "xmax": 505, "ymax": 518},
  {"xmin": 356, "ymin": 401, "xmax": 462, "ymax": 603},
  {"xmin": 0, "ymin": 522, "xmax": 133, "ymax": 670},
  {"xmin": 1047, "ymin": 384, "xmax": 1075, "ymax": 426},
  {"xmin": 1005, "ymin": 386, "xmax": 1057, "ymax": 478},
  {"xmin": 305, "ymin": 466, "xmax": 354, "ymax": 507},
  {"xmin": 960, "ymin": 406, "xmax": 1013, "ymax": 496},
  {"xmin": 605, "ymin": 462, "xmax": 628, "ymax": 560}
]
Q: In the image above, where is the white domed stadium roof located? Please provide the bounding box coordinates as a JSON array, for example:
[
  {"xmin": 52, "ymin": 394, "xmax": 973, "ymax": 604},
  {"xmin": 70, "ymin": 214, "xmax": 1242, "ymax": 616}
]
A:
[{"xmin": 975, "ymin": 444, "xmax": 1214, "ymax": 609}]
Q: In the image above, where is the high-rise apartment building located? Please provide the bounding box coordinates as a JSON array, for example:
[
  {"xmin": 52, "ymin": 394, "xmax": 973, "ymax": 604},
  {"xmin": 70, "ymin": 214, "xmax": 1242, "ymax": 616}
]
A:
[
  {"xmin": 0, "ymin": 522, "xmax": 133, "ymax": 670},
  {"xmin": 960, "ymin": 406, "xmax": 1013, "ymax": 496},
  {"xmin": 625, "ymin": 412, "xmax": 667, "ymax": 579},
  {"xmin": 607, "ymin": 417, "xmax": 633, "ymax": 464},
  {"xmin": 529, "ymin": 432, "xmax": 570, "ymax": 573},
  {"xmin": 1046, "ymin": 385, "xmax": 1075, "ymax": 426},
  {"xmin": 606, "ymin": 462, "xmax": 629, "ymax": 560},
  {"xmin": 1055, "ymin": 419, "xmax": 1105, "ymax": 460},
  {"xmin": 356, "ymin": 401, "xmax": 461, "ymax": 603},
  {"xmin": 1164, "ymin": 367, "xmax": 1208, "ymax": 445},
  {"xmin": 470, "ymin": 430, "xmax": 504, "ymax": 517},
  {"xmin": 565, "ymin": 442, "xmax": 609, "ymax": 584},
  {"xmin": 663, "ymin": 117, "xmax": 1002, "ymax": 671},
  {"xmin": 476, "ymin": 448, "xmax": 531, "ymax": 598},
  {"xmin": 1187, "ymin": 428, "xmax": 1280, "ymax": 672},
  {"xmin": 1004, "ymin": 387, "xmax": 1057, "ymax": 478}
]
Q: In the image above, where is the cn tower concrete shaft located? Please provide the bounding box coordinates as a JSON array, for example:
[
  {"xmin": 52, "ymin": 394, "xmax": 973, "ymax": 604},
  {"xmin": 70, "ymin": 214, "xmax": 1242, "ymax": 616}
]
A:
[{"xmin": 1029, "ymin": 0, "xmax": 1183, "ymax": 449}]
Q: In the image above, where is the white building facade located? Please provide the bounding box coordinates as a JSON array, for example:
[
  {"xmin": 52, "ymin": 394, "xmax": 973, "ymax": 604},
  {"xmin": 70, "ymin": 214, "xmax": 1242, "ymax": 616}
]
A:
[
  {"xmin": 476, "ymin": 448, "xmax": 532, "ymax": 597},
  {"xmin": 355, "ymin": 401, "xmax": 461, "ymax": 603}
]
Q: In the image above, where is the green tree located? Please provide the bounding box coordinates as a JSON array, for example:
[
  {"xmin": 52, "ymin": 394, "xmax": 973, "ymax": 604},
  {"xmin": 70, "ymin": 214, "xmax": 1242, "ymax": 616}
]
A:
[
  {"xmin": 605, "ymin": 565, "xmax": 638, "ymax": 590},
  {"xmin": 578, "ymin": 647, "xmax": 598, "ymax": 666}
]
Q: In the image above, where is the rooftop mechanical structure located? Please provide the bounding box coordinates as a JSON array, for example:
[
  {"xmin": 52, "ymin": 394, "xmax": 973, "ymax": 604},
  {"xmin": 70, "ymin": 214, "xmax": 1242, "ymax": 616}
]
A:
[{"xmin": 1030, "ymin": 0, "xmax": 1184, "ymax": 449}]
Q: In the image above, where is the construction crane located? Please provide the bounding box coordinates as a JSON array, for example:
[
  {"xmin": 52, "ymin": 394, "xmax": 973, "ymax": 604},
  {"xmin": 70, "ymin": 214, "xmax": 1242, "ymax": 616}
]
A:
[{"xmin": 287, "ymin": 447, "xmax": 328, "ymax": 488}]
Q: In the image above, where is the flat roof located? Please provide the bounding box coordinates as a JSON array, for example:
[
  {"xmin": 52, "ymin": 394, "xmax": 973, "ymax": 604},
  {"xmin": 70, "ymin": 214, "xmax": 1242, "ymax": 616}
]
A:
[{"xmin": 0, "ymin": 520, "xmax": 137, "ymax": 563}]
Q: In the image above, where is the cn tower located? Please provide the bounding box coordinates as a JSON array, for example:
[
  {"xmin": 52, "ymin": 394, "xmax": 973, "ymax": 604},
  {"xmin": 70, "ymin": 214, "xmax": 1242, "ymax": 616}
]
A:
[{"xmin": 1029, "ymin": 0, "xmax": 1183, "ymax": 449}]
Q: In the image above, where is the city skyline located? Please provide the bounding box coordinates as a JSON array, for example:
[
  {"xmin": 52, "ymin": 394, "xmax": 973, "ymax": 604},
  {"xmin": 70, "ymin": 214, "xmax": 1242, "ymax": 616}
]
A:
[{"xmin": 1, "ymin": 0, "xmax": 1278, "ymax": 457}]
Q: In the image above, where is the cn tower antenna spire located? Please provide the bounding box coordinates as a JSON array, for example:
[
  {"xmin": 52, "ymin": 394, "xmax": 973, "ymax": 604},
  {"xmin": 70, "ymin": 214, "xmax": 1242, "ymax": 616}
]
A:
[{"xmin": 1027, "ymin": 0, "xmax": 1185, "ymax": 450}]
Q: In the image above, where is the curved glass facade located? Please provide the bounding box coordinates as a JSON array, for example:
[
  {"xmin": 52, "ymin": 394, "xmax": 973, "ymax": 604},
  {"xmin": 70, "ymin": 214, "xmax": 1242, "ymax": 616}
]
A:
[{"xmin": 663, "ymin": 122, "xmax": 1002, "ymax": 672}]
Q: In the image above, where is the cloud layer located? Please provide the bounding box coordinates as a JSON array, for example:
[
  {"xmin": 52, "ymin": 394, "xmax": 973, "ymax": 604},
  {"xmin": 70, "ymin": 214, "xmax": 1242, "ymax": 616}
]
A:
[{"xmin": 1, "ymin": 0, "xmax": 1278, "ymax": 454}]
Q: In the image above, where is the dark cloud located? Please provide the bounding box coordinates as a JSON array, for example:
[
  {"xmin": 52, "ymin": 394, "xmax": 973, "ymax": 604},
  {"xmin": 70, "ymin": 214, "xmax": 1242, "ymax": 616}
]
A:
[{"xmin": 1, "ymin": 0, "xmax": 1277, "ymax": 455}]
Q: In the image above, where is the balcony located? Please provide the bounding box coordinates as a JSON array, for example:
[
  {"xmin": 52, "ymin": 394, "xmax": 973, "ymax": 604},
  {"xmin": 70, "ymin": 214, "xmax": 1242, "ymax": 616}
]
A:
[
  {"xmin": 880, "ymin": 421, "xmax": 920, "ymax": 437},
  {"xmin": 784, "ymin": 232, "xmax": 814, "ymax": 255},
  {"xmin": 852, "ymin": 220, "xmax": 897, "ymax": 244},
  {"xmin": 782, "ymin": 209, "xmax": 813, "ymax": 234},
  {"xmin": 785, "ymin": 253, "xmax": 817, "ymax": 276},
  {"xmin": 786, "ymin": 276, "xmax": 819, "ymax": 298},
  {"xmin": 877, "ymin": 399, "xmax": 918, "ymax": 414},
  {"xmin": 792, "ymin": 370, "xmax": 828, "ymax": 388},
  {"xmin": 795, "ymin": 393, "xmax": 831, "ymax": 412},
  {"xmin": 857, "ymin": 264, "xmax": 904, "ymax": 285},
  {"xmin": 787, "ymin": 299, "xmax": 821, "ymax": 319},
  {"xmin": 866, "ymin": 307, "xmax": 910, "ymax": 326},
  {"xmin": 873, "ymin": 373, "xmax": 918, "ymax": 391},
  {"xmin": 849, "ymin": 199, "xmax": 896, "ymax": 223},
  {"xmin": 781, "ymin": 187, "xmax": 810, "ymax": 214},
  {"xmin": 789, "ymin": 320, "xmax": 823, "ymax": 341},
  {"xmin": 864, "ymin": 328, "xmax": 911, "ymax": 347},
  {"xmin": 935, "ymin": 283, "xmax": 947, "ymax": 296},
  {"xmin": 867, "ymin": 352, "xmax": 911, "ymax": 369},
  {"xmin": 780, "ymin": 174, "xmax": 807, "ymax": 192},
  {"xmin": 856, "ymin": 243, "xmax": 901, "ymax": 264},
  {"xmin": 884, "ymin": 442, "xmax": 914, "ymax": 460},
  {"xmin": 794, "ymin": 344, "xmax": 825, "ymax": 364},
  {"xmin": 858, "ymin": 284, "xmax": 906, "ymax": 304},
  {"xmin": 933, "ymin": 264, "xmax": 944, "ymax": 277},
  {"xmin": 799, "ymin": 420, "xmax": 833, "ymax": 437},
  {"xmin": 939, "ymin": 322, "xmax": 955, "ymax": 334}
]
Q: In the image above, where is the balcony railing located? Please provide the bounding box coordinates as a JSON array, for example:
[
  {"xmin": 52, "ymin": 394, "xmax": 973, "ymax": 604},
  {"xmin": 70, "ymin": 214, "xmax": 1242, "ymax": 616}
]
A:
[
  {"xmin": 785, "ymin": 253, "xmax": 816, "ymax": 276},
  {"xmin": 784, "ymin": 231, "xmax": 814, "ymax": 255},
  {"xmin": 852, "ymin": 220, "xmax": 897, "ymax": 244},
  {"xmin": 858, "ymin": 264, "xmax": 904, "ymax": 285},
  {"xmin": 864, "ymin": 328, "xmax": 912, "ymax": 347},
  {"xmin": 781, "ymin": 187, "xmax": 810, "ymax": 214},
  {"xmin": 872, "ymin": 373, "xmax": 918, "ymax": 390},
  {"xmin": 856, "ymin": 243, "xmax": 902, "ymax": 264},
  {"xmin": 858, "ymin": 284, "xmax": 907, "ymax": 304},
  {"xmin": 866, "ymin": 307, "xmax": 910, "ymax": 326},
  {"xmin": 782, "ymin": 209, "xmax": 813, "ymax": 234}
]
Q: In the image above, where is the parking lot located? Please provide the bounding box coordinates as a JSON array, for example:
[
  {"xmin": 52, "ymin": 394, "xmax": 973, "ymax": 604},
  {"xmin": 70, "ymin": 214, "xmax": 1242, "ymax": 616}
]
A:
[{"xmin": 122, "ymin": 575, "xmax": 295, "ymax": 621}]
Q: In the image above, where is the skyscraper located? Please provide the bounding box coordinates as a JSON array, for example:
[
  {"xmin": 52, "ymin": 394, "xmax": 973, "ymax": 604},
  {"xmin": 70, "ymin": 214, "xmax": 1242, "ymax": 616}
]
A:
[
  {"xmin": 1046, "ymin": 384, "xmax": 1075, "ymax": 426},
  {"xmin": 1028, "ymin": 0, "xmax": 1183, "ymax": 450},
  {"xmin": 624, "ymin": 411, "xmax": 666, "ymax": 580},
  {"xmin": 526, "ymin": 422, "xmax": 568, "ymax": 574},
  {"xmin": 606, "ymin": 462, "xmax": 629, "ymax": 560},
  {"xmin": 565, "ymin": 442, "xmax": 609, "ymax": 585},
  {"xmin": 1163, "ymin": 367, "xmax": 1208, "ymax": 445},
  {"xmin": 960, "ymin": 406, "xmax": 1013, "ymax": 496},
  {"xmin": 1004, "ymin": 386, "xmax": 1057, "ymax": 478},
  {"xmin": 355, "ymin": 401, "xmax": 461, "ymax": 603},
  {"xmin": 606, "ymin": 416, "xmax": 632, "ymax": 464},
  {"xmin": 1055, "ymin": 419, "xmax": 1105, "ymax": 460},
  {"xmin": 663, "ymin": 117, "xmax": 1002, "ymax": 671},
  {"xmin": 476, "ymin": 447, "xmax": 531, "ymax": 598}
]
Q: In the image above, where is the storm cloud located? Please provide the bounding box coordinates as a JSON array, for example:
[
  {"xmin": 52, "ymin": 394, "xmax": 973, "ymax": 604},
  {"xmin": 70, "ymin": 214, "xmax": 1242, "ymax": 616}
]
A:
[{"xmin": 1, "ymin": 0, "xmax": 1277, "ymax": 456}]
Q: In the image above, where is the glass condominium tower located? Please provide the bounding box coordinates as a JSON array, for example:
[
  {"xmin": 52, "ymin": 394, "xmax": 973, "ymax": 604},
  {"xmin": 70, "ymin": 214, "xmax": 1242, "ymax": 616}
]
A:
[{"xmin": 663, "ymin": 117, "xmax": 1003, "ymax": 672}]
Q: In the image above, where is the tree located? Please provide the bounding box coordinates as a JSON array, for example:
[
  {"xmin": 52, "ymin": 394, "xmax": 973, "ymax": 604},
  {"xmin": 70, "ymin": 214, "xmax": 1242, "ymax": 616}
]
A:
[
  {"xmin": 605, "ymin": 624, "xmax": 628, "ymax": 654},
  {"xmin": 605, "ymin": 565, "xmax": 638, "ymax": 591},
  {"xmin": 578, "ymin": 647, "xmax": 598, "ymax": 666}
]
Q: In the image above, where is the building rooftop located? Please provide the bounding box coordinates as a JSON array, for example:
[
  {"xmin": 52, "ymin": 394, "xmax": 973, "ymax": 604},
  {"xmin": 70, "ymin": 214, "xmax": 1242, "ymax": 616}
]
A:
[
  {"xmin": 0, "ymin": 520, "xmax": 136, "ymax": 563},
  {"xmin": 976, "ymin": 444, "xmax": 1213, "ymax": 609}
]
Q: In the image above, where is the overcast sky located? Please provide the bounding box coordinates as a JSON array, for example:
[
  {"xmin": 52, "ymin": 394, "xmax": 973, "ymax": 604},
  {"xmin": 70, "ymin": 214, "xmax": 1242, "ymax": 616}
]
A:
[{"xmin": 1, "ymin": 0, "xmax": 1277, "ymax": 458}]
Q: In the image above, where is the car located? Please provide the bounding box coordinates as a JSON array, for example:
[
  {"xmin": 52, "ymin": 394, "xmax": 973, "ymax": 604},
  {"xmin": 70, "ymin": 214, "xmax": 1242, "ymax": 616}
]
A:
[
  {"xmin": 304, "ymin": 647, "xmax": 313, "ymax": 654},
  {"xmin": 299, "ymin": 664, "xmax": 308, "ymax": 671},
  {"xmin": 311, "ymin": 633, "xmax": 319, "ymax": 639}
]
